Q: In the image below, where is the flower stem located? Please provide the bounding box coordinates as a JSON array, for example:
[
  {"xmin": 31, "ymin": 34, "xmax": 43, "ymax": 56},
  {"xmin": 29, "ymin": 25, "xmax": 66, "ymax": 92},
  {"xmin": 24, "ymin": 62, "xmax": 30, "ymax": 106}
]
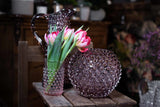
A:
[
  {"xmin": 62, "ymin": 40, "xmax": 67, "ymax": 49},
  {"xmin": 46, "ymin": 70, "xmax": 56, "ymax": 92},
  {"xmin": 63, "ymin": 41, "xmax": 76, "ymax": 62}
]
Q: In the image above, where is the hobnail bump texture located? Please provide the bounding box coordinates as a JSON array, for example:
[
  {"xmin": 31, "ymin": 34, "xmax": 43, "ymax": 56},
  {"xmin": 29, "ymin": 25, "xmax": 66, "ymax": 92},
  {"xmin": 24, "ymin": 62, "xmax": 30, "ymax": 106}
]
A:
[
  {"xmin": 48, "ymin": 9, "xmax": 75, "ymax": 31},
  {"xmin": 31, "ymin": 9, "xmax": 75, "ymax": 52},
  {"xmin": 68, "ymin": 48, "xmax": 122, "ymax": 98},
  {"xmin": 42, "ymin": 65, "xmax": 64, "ymax": 96}
]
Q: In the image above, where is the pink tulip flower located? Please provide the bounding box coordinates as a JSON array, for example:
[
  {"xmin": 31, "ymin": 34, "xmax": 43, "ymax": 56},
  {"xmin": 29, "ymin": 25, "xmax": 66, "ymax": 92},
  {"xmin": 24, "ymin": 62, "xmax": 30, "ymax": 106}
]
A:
[
  {"xmin": 44, "ymin": 31, "xmax": 59, "ymax": 45},
  {"xmin": 75, "ymin": 29, "xmax": 91, "ymax": 52},
  {"xmin": 64, "ymin": 27, "xmax": 74, "ymax": 40}
]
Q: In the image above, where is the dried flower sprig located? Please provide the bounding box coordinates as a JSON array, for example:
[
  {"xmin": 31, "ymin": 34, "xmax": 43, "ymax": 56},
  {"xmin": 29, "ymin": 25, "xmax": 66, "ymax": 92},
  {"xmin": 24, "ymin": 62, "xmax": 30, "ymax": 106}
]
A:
[{"xmin": 132, "ymin": 29, "xmax": 160, "ymax": 78}]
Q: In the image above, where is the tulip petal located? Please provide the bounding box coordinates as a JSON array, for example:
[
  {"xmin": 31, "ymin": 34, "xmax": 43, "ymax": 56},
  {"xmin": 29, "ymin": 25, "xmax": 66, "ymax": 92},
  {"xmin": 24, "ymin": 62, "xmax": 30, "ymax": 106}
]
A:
[
  {"xmin": 64, "ymin": 27, "xmax": 74, "ymax": 40},
  {"xmin": 44, "ymin": 31, "xmax": 60, "ymax": 45},
  {"xmin": 78, "ymin": 47, "xmax": 88, "ymax": 52}
]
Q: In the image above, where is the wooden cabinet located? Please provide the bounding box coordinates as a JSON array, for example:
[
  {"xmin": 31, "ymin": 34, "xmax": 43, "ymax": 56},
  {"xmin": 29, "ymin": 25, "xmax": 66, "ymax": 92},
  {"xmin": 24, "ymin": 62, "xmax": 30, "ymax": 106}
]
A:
[
  {"xmin": 108, "ymin": 1, "xmax": 151, "ymax": 24},
  {"xmin": 0, "ymin": 15, "xmax": 15, "ymax": 106},
  {"xmin": 17, "ymin": 16, "xmax": 110, "ymax": 49}
]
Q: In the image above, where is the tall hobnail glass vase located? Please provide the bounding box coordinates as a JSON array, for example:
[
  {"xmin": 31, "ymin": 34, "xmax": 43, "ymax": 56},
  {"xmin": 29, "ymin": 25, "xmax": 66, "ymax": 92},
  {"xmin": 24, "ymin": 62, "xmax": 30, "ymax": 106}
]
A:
[
  {"xmin": 42, "ymin": 62, "xmax": 64, "ymax": 96},
  {"xmin": 31, "ymin": 9, "xmax": 75, "ymax": 96}
]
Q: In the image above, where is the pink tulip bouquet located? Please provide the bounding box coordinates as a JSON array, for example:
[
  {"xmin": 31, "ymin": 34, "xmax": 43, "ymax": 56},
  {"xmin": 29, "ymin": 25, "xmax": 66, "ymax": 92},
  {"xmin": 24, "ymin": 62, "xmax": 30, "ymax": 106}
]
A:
[{"xmin": 44, "ymin": 25, "xmax": 91, "ymax": 91}]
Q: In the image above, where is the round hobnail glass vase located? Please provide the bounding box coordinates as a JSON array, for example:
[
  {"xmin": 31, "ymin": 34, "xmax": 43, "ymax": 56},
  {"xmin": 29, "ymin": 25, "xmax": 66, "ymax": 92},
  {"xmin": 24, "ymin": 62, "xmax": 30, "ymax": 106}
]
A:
[
  {"xmin": 42, "ymin": 64, "xmax": 64, "ymax": 96},
  {"xmin": 68, "ymin": 48, "xmax": 122, "ymax": 98}
]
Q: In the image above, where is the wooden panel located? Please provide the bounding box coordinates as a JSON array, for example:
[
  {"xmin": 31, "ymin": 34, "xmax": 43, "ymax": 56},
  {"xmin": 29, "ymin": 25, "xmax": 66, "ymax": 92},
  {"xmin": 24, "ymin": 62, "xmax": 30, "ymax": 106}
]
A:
[
  {"xmin": 63, "ymin": 89, "xmax": 96, "ymax": 107},
  {"xmin": 109, "ymin": 90, "xmax": 137, "ymax": 107},
  {"xmin": 18, "ymin": 41, "xmax": 44, "ymax": 107},
  {"xmin": 27, "ymin": 46, "xmax": 44, "ymax": 62},
  {"xmin": 28, "ymin": 62, "xmax": 44, "ymax": 107},
  {"xmin": 0, "ymin": 21, "xmax": 15, "ymax": 106},
  {"xmin": 90, "ymin": 98, "xmax": 116, "ymax": 107},
  {"xmin": 18, "ymin": 41, "xmax": 28, "ymax": 107},
  {"xmin": 32, "ymin": 82, "xmax": 73, "ymax": 107},
  {"xmin": 108, "ymin": 2, "xmax": 151, "ymax": 24}
]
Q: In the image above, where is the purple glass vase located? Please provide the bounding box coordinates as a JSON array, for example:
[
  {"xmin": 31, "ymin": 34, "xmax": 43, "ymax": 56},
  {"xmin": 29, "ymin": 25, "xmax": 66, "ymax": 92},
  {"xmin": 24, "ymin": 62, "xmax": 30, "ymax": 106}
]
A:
[
  {"xmin": 68, "ymin": 48, "xmax": 122, "ymax": 98},
  {"xmin": 31, "ymin": 9, "xmax": 74, "ymax": 95},
  {"xmin": 42, "ymin": 64, "xmax": 65, "ymax": 96}
]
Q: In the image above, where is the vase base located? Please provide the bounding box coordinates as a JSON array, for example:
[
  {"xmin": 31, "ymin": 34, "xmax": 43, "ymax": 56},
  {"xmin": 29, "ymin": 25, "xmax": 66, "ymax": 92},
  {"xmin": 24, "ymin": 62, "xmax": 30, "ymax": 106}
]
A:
[{"xmin": 43, "ymin": 89, "xmax": 63, "ymax": 96}]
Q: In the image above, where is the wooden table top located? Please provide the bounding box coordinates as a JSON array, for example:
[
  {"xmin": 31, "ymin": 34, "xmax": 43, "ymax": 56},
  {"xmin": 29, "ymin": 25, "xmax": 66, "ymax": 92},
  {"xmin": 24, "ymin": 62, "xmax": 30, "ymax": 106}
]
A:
[{"xmin": 33, "ymin": 82, "xmax": 137, "ymax": 107}]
